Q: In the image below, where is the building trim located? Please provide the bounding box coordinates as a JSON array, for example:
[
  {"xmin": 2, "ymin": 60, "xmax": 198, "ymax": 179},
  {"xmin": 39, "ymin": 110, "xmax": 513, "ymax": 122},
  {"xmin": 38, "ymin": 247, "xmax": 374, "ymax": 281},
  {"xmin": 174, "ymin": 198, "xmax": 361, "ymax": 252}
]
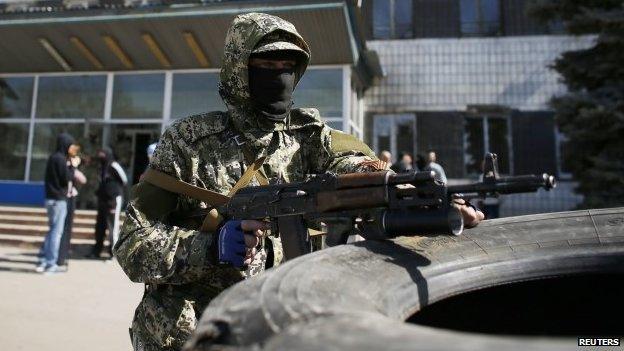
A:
[
  {"xmin": 0, "ymin": 64, "xmax": 346, "ymax": 77},
  {"xmin": 0, "ymin": 2, "xmax": 345, "ymax": 26}
]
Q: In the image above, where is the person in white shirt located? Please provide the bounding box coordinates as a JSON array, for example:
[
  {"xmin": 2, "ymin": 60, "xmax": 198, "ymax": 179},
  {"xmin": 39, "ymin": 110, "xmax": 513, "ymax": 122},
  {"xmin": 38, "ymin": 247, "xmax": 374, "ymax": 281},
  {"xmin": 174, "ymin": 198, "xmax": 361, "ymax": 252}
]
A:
[{"xmin": 88, "ymin": 147, "xmax": 128, "ymax": 259}]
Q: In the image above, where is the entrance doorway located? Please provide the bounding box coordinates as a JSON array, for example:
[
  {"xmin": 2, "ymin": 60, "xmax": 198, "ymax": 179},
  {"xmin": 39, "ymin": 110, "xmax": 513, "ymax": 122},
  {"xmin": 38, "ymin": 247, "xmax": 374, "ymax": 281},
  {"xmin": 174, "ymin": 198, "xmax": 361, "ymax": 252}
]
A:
[
  {"xmin": 372, "ymin": 114, "xmax": 416, "ymax": 164},
  {"xmin": 107, "ymin": 124, "xmax": 161, "ymax": 185},
  {"xmin": 131, "ymin": 133, "xmax": 153, "ymax": 184}
]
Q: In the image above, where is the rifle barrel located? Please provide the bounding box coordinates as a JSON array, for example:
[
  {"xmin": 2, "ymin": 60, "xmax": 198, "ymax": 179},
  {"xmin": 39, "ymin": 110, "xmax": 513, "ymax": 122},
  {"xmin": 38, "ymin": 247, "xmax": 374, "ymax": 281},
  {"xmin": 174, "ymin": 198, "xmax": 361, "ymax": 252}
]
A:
[{"xmin": 447, "ymin": 173, "xmax": 556, "ymax": 196}]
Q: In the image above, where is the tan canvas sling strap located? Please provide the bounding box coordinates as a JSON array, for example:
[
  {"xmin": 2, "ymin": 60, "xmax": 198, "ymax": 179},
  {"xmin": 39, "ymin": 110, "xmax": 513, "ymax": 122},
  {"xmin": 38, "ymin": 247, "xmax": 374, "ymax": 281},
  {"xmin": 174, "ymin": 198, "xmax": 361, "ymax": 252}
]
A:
[
  {"xmin": 142, "ymin": 168, "xmax": 230, "ymax": 205},
  {"xmin": 227, "ymin": 156, "xmax": 267, "ymax": 196},
  {"xmin": 142, "ymin": 156, "xmax": 267, "ymax": 232},
  {"xmin": 241, "ymin": 146, "xmax": 269, "ymax": 186}
]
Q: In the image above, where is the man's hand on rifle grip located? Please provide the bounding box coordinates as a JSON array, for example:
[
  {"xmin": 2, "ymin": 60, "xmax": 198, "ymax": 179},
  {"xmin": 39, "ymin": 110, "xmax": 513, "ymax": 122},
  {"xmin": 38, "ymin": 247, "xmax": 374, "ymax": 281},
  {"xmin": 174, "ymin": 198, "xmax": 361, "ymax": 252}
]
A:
[
  {"xmin": 218, "ymin": 220, "xmax": 269, "ymax": 268},
  {"xmin": 452, "ymin": 198, "xmax": 485, "ymax": 228}
]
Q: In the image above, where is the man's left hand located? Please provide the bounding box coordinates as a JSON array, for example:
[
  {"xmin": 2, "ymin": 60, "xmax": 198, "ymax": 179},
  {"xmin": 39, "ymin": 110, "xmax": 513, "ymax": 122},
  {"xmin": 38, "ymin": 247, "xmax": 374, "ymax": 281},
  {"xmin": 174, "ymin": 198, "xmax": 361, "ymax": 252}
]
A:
[{"xmin": 453, "ymin": 198, "xmax": 485, "ymax": 228}]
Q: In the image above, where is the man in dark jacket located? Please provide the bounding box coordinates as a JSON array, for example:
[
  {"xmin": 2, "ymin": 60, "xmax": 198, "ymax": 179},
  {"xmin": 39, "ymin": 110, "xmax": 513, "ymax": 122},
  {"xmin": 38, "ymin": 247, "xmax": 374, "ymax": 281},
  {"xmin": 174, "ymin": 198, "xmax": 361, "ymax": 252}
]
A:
[
  {"xmin": 36, "ymin": 133, "xmax": 78, "ymax": 274},
  {"xmin": 390, "ymin": 152, "xmax": 414, "ymax": 173},
  {"xmin": 89, "ymin": 147, "xmax": 128, "ymax": 258}
]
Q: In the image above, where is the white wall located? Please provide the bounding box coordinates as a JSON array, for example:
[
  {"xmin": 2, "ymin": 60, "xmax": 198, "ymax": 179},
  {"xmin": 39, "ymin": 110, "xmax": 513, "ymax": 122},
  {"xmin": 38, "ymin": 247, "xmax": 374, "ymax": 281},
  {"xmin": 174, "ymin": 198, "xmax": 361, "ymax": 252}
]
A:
[{"xmin": 365, "ymin": 35, "xmax": 596, "ymax": 112}]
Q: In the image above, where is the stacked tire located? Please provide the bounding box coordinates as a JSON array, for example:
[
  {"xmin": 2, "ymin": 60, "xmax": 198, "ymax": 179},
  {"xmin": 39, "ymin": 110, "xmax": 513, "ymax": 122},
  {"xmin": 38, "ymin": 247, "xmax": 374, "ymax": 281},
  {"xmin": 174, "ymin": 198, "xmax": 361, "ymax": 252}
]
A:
[{"xmin": 186, "ymin": 208, "xmax": 624, "ymax": 351}]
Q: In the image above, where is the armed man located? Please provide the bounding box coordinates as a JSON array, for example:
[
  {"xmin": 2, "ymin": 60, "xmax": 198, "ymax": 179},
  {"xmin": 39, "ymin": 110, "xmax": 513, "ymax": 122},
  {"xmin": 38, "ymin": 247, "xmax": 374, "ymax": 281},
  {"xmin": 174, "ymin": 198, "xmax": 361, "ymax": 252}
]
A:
[{"xmin": 114, "ymin": 12, "xmax": 483, "ymax": 351}]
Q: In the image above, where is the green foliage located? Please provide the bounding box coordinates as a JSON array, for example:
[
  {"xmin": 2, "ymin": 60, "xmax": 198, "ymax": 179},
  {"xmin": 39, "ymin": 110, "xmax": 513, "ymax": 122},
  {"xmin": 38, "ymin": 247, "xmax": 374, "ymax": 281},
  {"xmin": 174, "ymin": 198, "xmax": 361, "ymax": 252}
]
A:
[{"xmin": 529, "ymin": 0, "xmax": 624, "ymax": 208}]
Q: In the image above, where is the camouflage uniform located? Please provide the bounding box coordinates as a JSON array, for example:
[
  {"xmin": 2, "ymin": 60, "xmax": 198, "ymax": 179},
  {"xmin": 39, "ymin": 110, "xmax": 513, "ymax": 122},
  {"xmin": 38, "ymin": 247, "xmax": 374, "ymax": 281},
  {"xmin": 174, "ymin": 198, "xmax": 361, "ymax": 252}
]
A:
[{"xmin": 114, "ymin": 13, "xmax": 381, "ymax": 351}]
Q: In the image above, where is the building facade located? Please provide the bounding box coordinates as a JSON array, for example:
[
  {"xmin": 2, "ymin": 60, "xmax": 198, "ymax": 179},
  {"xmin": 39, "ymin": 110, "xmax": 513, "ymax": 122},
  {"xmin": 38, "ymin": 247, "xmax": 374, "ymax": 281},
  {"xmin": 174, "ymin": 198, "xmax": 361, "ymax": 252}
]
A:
[
  {"xmin": 0, "ymin": 0, "xmax": 590, "ymax": 216},
  {"xmin": 360, "ymin": 0, "xmax": 590, "ymax": 215},
  {"xmin": 0, "ymin": 0, "xmax": 377, "ymax": 208}
]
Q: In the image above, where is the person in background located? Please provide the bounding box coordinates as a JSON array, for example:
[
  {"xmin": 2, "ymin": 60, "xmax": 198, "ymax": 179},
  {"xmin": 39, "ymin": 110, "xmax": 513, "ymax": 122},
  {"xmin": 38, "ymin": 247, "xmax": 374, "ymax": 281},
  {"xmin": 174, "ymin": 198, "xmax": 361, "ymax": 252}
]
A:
[
  {"xmin": 147, "ymin": 142, "xmax": 157, "ymax": 162},
  {"xmin": 36, "ymin": 133, "xmax": 79, "ymax": 274},
  {"xmin": 139, "ymin": 142, "xmax": 158, "ymax": 181},
  {"xmin": 57, "ymin": 153, "xmax": 87, "ymax": 271},
  {"xmin": 390, "ymin": 151, "xmax": 414, "ymax": 173},
  {"xmin": 378, "ymin": 150, "xmax": 392, "ymax": 164},
  {"xmin": 415, "ymin": 153, "xmax": 427, "ymax": 171},
  {"xmin": 88, "ymin": 147, "xmax": 128, "ymax": 259},
  {"xmin": 424, "ymin": 150, "xmax": 448, "ymax": 184}
]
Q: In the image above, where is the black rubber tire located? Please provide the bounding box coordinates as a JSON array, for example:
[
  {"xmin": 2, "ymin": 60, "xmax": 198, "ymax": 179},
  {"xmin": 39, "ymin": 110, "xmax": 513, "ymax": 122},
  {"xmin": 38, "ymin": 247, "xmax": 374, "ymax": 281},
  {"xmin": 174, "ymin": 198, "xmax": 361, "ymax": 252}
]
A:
[{"xmin": 186, "ymin": 208, "xmax": 624, "ymax": 351}]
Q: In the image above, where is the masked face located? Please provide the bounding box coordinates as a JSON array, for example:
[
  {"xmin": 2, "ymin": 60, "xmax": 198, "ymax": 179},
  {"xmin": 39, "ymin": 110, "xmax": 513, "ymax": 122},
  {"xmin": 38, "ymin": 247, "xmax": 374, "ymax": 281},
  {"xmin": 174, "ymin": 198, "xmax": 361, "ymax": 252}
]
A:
[{"xmin": 248, "ymin": 54, "xmax": 298, "ymax": 122}]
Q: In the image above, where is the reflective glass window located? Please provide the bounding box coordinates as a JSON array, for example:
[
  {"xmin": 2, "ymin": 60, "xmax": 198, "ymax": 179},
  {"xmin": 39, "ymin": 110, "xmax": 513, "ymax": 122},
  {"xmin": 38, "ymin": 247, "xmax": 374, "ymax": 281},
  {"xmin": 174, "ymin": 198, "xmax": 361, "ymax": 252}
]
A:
[
  {"xmin": 460, "ymin": 0, "xmax": 479, "ymax": 35},
  {"xmin": 396, "ymin": 116, "xmax": 415, "ymax": 157},
  {"xmin": 112, "ymin": 74, "xmax": 164, "ymax": 119},
  {"xmin": 464, "ymin": 116, "xmax": 510, "ymax": 175},
  {"xmin": 373, "ymin": 0, "xmax": 392, "ymax": 39},
  {"xmin": 294, "ymin": 69, "xmax": 342, "ymax": 118},
  {"xmin": 488, "ymin": 117, "xmax": 510, "ymax": 174},
  {"xmin": 464, "ymin": 117, "xmax": 484, "ymax": 175},
  {"xmin": 0, "ymin": 123, "xmax": 29, "ymax": 180},
  {"xmin": 394, "ymin": 0, "xmax": 413, "ymax": 39},
  {"xmin": 460, "ymin": 0, "xmax": 500, "ymax": 36},
  {"xmin": 373, "ymin": 0, "xmax": 413, "ymax": 39},
  {"xmin": 374, "ymin": 117, "xmax": 391, "ymax": 153},
  {"xmin": 171, "ymin": 73, "xmax": 224, "ymax": 119},
  {"xmin": 417, "ymin": 113, "xmax": 464, "ymax": 178},
  {"xmin": 37, "ymin": 75, "xmax": 106, "ymax": 119},
  {"xmin": 0, "ymin": 77, "xmax": 33, "ymax": 119}
]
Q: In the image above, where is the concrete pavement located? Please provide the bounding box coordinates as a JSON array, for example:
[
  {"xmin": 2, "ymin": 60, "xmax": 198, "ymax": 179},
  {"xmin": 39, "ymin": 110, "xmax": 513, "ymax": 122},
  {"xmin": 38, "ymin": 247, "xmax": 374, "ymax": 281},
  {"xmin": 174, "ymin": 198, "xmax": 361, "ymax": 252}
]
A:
[{"xmin": 0, "ymin": 245, "xmax": 143, "ymax": 351}]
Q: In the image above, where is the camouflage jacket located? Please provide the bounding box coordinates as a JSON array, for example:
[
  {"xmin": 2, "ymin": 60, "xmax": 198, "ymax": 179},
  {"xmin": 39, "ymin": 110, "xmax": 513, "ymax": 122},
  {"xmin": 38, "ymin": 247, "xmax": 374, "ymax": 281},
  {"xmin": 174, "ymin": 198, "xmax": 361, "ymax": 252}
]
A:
[{"xmin": 114, "ymin": 13, "xmax": 380, "ymax": 351}]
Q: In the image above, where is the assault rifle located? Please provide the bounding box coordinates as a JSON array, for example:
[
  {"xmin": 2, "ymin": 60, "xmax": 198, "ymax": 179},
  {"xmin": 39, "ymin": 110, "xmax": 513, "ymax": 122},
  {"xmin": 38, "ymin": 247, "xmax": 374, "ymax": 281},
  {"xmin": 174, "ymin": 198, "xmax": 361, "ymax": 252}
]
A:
[{"xmin": 217, "ymin": 153, "xmax": 556, "ymax": 260}]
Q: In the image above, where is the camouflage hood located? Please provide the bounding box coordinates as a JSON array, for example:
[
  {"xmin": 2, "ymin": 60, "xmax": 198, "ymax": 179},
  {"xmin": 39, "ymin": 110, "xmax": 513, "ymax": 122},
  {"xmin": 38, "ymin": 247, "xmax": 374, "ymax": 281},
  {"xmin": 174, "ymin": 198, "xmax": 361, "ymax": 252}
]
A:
[{"xmin": 219, "ymin": 12, "xmax": 311, "ymax": 146}]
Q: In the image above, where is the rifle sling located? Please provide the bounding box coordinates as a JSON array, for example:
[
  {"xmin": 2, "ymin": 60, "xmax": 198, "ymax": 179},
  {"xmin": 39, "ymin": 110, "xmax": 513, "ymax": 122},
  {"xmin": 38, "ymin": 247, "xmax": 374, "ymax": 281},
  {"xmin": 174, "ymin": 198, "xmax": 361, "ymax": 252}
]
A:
[
  {"xmin": 142, "ymin": 156, "xmax": 267, "ymax": 232},
  {"xmin": 143, "ymin": 168, "xmax": 230, "ymax": 206},
  {"xmin": 227, "ymin": 156, "xmax": 267, "ymax": 196}
]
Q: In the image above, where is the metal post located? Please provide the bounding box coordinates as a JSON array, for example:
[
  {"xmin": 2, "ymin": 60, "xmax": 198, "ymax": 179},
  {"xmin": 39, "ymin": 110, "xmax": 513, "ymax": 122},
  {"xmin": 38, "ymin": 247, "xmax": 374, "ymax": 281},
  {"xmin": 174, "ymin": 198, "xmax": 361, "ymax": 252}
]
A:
[
  {"xmin": 342, "ymin": 65, "xmax": 351, "ymax": 133},
  {"xmin": 24, "ymin": 75, "xmax": 39, "ymax": 182},
  {"xmin": 102, "ymin": 73, "xmax": 114, "ymax": 148},
  {"xmin": 161, "ymin": 71, "xmax": 173, "ymax": 134}
]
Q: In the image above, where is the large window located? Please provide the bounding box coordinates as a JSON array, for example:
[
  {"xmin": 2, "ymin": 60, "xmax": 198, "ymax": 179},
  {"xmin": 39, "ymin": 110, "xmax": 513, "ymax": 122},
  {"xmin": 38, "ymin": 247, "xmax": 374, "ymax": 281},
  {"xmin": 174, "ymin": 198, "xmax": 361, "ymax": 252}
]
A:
[
  {"xmin": 171, "ymin": 72, "xmax": 224, "ymax": 119},
  {"xmin": 0, "ymin": 124, "xmax": 29, "ymax": 180},
  {"xmin": 294, "ymin": 68, "xmax": 343, "ymax": 118},
  {"xmin": 372, "ymin": 0, "xmax": 413, "ymax": 39},
  {"xmin": 417, "ymin": 112, "xmax": 465, "ymax": 178},
  {"xmin": 460, "ymin": 0, "xmax": 501, "ymax": 36},
  {"xmin": 112, "ymin": 74, "xmax": 164, "ymax": 119},
  {"xmin": 464, "ymin": 115, "xmax": 510, "ymax": 175},
  {"xmin": 0, "ymin": 77, "xmax": 33, "ymax": 119},
  {"xmin": 372, "ymin": 114, "xmax": 415, "ymax": 163},
  {"xmin": 372, "ymin": 113, "xmax": 464, "ymax": 177},
  {"xmin": 37, "ymin": 75, "xmax": 106, "ymax": 119},
  {"xmin": 0, "ymin": 67, "xmax": 354, "ymax": 190}
]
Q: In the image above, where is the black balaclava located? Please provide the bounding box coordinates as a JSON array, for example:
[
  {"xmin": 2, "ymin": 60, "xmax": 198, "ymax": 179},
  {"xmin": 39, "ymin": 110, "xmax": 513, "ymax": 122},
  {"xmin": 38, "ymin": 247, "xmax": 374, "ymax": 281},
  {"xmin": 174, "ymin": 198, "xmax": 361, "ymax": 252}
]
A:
[{"xmin": 248, "ymin": 51, "xmax": 300, "ymax": 122}]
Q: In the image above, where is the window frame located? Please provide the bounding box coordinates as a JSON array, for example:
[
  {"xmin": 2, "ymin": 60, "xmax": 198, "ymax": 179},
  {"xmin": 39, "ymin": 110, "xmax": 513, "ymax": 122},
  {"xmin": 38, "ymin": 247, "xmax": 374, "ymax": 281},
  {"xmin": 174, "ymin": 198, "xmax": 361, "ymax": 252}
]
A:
[
  {"xmin": 372, "ymin": 0, "xmax": 414, "ymax": 40},
  {"xmin": 463, "ymin": 111, "xmax": 514, "ymax": 176},
  {"xmin": 459, "ymin": 0, "xmax": 502, "ymax": 37},
  {"xmin": 0, "ymin": 65, "xmax": 356, "ymax": 182}
]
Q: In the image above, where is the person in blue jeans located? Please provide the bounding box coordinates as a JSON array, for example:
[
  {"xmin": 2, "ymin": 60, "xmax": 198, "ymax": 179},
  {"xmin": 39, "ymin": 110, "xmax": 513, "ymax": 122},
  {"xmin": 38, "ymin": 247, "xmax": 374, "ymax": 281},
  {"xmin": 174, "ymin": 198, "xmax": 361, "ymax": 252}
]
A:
[{"xmin": 36, "ymin": 133, "xmax": 79, "ymax": 274}]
